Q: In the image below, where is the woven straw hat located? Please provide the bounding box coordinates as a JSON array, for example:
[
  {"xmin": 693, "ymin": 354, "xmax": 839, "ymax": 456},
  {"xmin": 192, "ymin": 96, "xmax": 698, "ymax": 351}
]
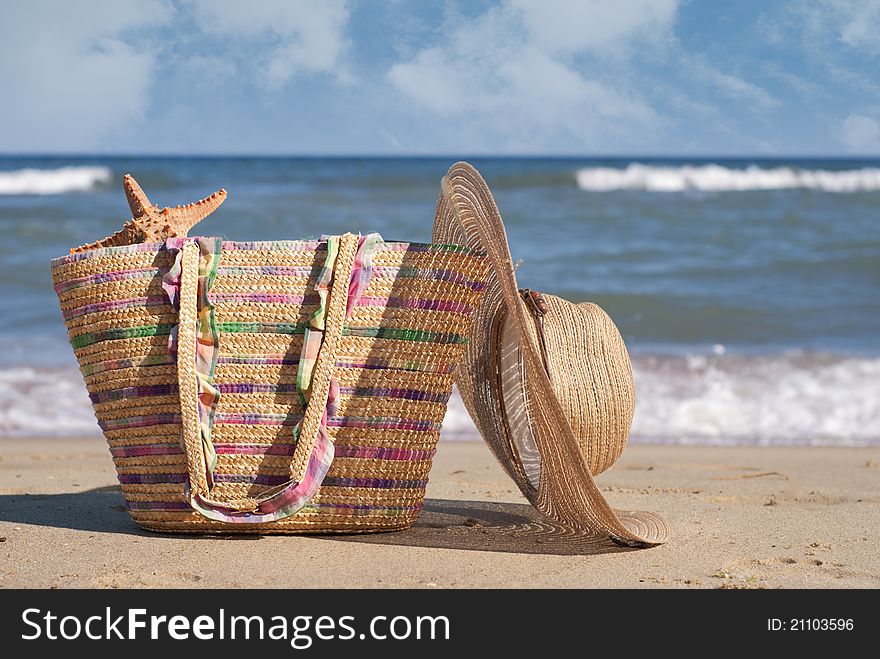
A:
[{"xmin": 433, "ymin": 162, "xmax": 669, "ymax": 547}]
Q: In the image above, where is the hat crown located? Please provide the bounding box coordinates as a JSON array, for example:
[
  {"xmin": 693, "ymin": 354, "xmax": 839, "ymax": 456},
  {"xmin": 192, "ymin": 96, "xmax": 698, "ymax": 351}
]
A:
[
  {"xmin": 503, "ymin": 293, "xmax": 634, "ymax": 478},
  {"xmin": 538, "ymin": 295, "xmax": 634, "ymax": 475}
]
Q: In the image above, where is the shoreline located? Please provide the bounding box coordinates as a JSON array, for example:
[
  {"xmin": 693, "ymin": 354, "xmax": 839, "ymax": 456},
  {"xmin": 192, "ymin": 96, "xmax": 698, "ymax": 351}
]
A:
[
  {"xmin": 1, "ymin": 437, "xmax": 878, "ymax": 588},
  {"xmin": 4, "ymin": 349, "xmax": 879, "ymax": 443}
]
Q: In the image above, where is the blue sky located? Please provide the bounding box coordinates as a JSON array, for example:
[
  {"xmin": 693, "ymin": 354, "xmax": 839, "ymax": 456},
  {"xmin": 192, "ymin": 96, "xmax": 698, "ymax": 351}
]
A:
[{"xmin": 1, "ymin": 0, "xmax": 879, "ymax": 155}]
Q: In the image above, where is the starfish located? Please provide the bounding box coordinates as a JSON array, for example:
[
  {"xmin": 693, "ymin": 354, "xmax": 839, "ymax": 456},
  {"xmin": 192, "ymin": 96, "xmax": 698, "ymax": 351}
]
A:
[{"xmin": 70, "ymin": 174, "xmax": 227, "ymax": 253}]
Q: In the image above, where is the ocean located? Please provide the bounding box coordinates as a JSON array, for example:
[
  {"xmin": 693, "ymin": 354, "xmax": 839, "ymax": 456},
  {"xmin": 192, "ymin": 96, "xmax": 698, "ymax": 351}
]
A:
[{"xmin": 1, "ymin": 156, "xmax": 877, "ymax": 445}]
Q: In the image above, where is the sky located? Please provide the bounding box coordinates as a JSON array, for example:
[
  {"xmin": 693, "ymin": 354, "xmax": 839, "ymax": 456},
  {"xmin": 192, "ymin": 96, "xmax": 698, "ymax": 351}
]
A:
[{"xmin": 1, "ymin": 0, "xmax": 879, "ymax": 156}]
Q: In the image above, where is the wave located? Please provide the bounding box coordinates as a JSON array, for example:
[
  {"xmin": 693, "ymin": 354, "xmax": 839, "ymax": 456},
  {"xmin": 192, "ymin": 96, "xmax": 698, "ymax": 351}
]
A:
[
  {"xmin": 443, "ymin": 352, "xmax": 880, "ymax": 446},
  {"xmin": 0, "ymin": 166, "xmax": 112, "ymax": 195},
  {"xmin": 0, "ymin": 367, "xmax": 98, "ymax": 436},
  {"xmin": 575, "ymin": 163, "xmax": 880, "ymax": 192},
  {"xmin": 632, "ymin": 352, "xmax": 880, "ymax": 444},
  {"xmin": 2, "ymin": 353, "xmax": 878, "ymax": 445}
]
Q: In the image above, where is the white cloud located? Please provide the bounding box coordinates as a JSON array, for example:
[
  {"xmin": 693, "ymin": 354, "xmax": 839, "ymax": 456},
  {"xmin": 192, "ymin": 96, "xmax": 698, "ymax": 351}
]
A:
[
  {"xmin": 760, "ymin": 63, "xmax": 821, "ymax": 98},
  {"xmin": 687, "ymin": 59, "xmax": 780, "ymax": 111},
  {"xmin": 825, "ymin": 62, "xmax": 880, "ymax": 96},
  {"xmin": 0, "ymin": 0, "xmax": 173, "ymax": 151},
  {"xmin": 386, "ymin": 0, "xmax": 675, "ymax": 150},
  {"xmin": 839, "ymin": 113, "xmax": 880, "ymax": 152},
  {"xmin": 180, "ymin": 55, "xmax": 239, "ymax": 89},
  {"xmin": 387, "ymin": 49, "xmax": 462, "ymax": 116},
  {"xmin": 765, "ymin": 0, "xmax": 880, "ymax": 54},
  {"xmin": 832, "ymin": 0, "xmax": 880, "ymax": 50},
  {"xmin": 758, "ymin": 1, "xmax": 880, "ymax": 105},
  {"xmin": 184, "ymin": 0, "xmax": 350, "ymax": 88},
  {"xmin": 512, "ymin": 0, "xmax": 678, "ymax": 54}
]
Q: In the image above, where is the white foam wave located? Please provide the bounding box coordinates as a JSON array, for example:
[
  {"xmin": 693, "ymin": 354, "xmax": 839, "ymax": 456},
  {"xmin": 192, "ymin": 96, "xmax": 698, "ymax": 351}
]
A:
[
  {"xmin": 0, "ymin": 367, "xmax": 98, "ymax": 436},
  {"xmin": 575, "ymin": 163, "xmax": 880, "ymax": 192},
  {"xmin": 441, "ymin": 386, "xmax": 479, "ymax": 440},
  {"xmin": 630, "ymin": 353, "xmax": 880, "ymax": 445},
  {"xmin": 441, "ymin": 354, "xmax": 880, "ymax": 446},
  {"xmin": 0, "ymin": 166, "xmax": 112, "ymax": 195},
  {"xmin": 1, "ymin": 356, "xmax": 877, "ymax": 445}
]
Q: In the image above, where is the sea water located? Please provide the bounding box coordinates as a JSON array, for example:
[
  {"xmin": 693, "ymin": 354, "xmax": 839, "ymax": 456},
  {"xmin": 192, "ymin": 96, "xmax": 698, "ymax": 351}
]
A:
[{"xmin": 1, "ymin": 156, "xmax": 877, "ymax": 445}]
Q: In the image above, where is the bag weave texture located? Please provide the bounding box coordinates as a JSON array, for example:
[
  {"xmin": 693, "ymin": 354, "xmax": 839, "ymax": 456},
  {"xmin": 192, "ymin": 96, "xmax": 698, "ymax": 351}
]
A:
[{"xmin": 51, "ymin": 237, "xmax": 487, "ymax": 533}]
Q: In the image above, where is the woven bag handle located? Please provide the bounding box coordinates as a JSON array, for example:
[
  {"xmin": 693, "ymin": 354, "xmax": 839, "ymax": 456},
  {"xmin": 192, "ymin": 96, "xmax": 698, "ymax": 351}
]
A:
[
  {"xmin": 176, "ymin": 242, "xmax": 210, "ymax": 499},
  {"xmin": 176, "ymin": 235, "xmax": 359, "ymax": 516}
]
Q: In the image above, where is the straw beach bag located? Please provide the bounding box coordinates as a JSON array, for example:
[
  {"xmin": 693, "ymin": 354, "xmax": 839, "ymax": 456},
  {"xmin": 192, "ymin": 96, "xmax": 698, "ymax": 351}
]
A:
[{"xmin": 51, "ymin": 193, "xmax": 488, "ymax": 533}]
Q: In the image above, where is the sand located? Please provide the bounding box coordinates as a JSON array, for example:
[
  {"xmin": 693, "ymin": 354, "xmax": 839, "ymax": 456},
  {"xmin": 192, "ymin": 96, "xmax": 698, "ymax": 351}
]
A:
[{"xmin": 0, "ymin": 437, "xmax": 877, "ymax": 589}]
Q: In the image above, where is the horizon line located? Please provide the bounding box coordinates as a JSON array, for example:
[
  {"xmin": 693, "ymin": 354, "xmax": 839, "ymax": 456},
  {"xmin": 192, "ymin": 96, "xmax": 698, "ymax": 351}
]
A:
[{"xmin": 1, "ymin": 153, "xmax": 880, "ymax": 160}]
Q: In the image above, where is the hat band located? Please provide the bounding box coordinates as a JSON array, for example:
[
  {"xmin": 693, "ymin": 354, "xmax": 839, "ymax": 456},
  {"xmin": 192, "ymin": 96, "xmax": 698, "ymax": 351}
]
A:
[{"xmin": 518, "ymin": 288, "xmax": 552, "ymax": 379}]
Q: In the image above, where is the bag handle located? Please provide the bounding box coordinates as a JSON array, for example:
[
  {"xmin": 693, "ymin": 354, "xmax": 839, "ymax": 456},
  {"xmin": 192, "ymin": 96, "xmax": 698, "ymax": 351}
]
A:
[{"xmin": 176, "ymin": 234, "xmax": 360, "ymax": 521}]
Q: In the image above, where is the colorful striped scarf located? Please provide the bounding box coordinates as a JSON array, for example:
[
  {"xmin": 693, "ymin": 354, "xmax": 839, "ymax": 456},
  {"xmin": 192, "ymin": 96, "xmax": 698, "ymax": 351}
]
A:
[{"xmin": 162, "ymin": 233, "xmax": 381, "ymax": 523}]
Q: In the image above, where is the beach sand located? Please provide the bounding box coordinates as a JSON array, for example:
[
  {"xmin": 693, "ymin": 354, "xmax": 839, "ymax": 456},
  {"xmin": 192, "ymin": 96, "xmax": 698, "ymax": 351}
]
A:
[{"xmin": 0, "ymin": 437, "xmax": 877, "ymax": 589}]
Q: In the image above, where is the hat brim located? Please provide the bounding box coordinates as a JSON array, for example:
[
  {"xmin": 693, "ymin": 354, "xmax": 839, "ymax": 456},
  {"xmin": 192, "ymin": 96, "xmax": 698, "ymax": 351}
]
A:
[{"xmin": 433, "ymin": 162, "xmax": 668, "ymax": 546}]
